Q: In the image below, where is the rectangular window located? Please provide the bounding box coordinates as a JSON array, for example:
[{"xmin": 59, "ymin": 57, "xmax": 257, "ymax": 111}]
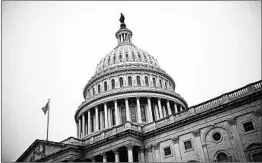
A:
[
  {"xmin": 163, "ymin": 147, "xmax": 172, "ymax": 156},
  {"xmin": 184, "ymin": 140, "xmax": 193, "ymax": 150},
  {"xmin": 243, "ymin": 121, "xmax": 255, "ymax": 132}
]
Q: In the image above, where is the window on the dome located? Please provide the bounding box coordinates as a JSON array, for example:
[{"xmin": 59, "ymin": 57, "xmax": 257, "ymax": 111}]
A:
[
  {"xmin": 137, "ymin": 76, "xmax": 141, "ymax": 86},
  {"xmin": 164, "ymin": 81, "xmax": 167, "ymax": 89},
  {"xmin": 243, "ymin": 121, "xmax": 255, "ymax": 133},
  {"xmin": 184, "ymin": 140, "xmax": 193, "ymax": 150},
  {"xmin": 177, "ymin": 104, "xmax": 181, "ymax": 112},
  {"xmin": 143, "ymin": 53, "xmax": 147, "ymax": 62},
  {"xmin": 113, "ymin": 56, "xmax": 116, "ymax": 63},
  {"xmin": 111, "ymin": 79, "xmax": 115, "ymax": 89},
  {"xmin": 119, "ymin": 77, "xmax": 124, "ymax": 87},
  {"xmin": 132, "ymin": 52, "xmax": 135, "ymax": 60},
  {"xmin": 145, "ymin": 76, "xmax": 149, "ymax": 86},
  {"xmin": 138, "ymin": 52, "xmax": 141, "ymax": 61},
  {"xmin": 153, "ymin": 78, "xmax": 156, "ymax": 87},
  {"xmin": 159, "ymin": 79, "xmax": 162, "ymax": 88},
  {"xmin": 108, "ymin": 57, "xmax": 110, "ymax": 64},
  {"xmin": 98, "ymin": 84, "xmax": 100, "ymax": 93},
  {"xmin": 126, "ymin": 53, "xmax": 128, "ymax": 60},
  {"xmin": 128, "ymin": 76, "xmax": 132, "ymax": 86},
  {"xmin": 119, "ymin": 54, "xmax": 122, "ymax": 62},
  {"xmin": 104, "ymin": 82, "xmax": 107, "ymax": 91},
  {"xmin": 93, "ymin": 87, "xmax": 95, "ymax": 95}
]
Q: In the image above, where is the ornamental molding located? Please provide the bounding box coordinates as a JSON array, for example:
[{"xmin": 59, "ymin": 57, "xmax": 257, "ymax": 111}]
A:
[
  {"xmin": 227, "ymin": 117, "xmax": 237, "ymax": 126},
  {"xmin": 253, "ymin": 109, "xmax": 262, "ymax": 117},
  {"xmin": 171, "ymin": 136, "xmax": 179, "ymax": 144},
  {"xmin": 153, "ymin": 142, "xmax": 160, "ymax": 149},
  {"xmin": 192, "ymin": 129, "xmax": 201, "ymax": 137}
]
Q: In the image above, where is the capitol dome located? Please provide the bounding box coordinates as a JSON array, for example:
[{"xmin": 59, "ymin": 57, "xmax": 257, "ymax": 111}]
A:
[{"xmin": 75, "ymin": 14, "xmax": 188, "ymax": 139}]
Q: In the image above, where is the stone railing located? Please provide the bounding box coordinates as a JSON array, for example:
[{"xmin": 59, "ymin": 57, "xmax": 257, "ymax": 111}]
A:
[
  {"xmin": 81, "ymin": 122, "xmax": 142, "ymax": 145},
  {"xmin": 142, "ymin": 80, "xmax": 262, "ymax": 133},
  {"xmin": 60, "ymin": 137, "xmax": 83, "ymax": 146},
  {"xmin": 190, "ymin": 80, "xmax": 261, "ymax": 114}
]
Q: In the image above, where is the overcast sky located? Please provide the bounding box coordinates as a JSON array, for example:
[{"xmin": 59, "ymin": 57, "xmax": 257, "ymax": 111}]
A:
[{"xmin": 2, "ymin": 1, "xmax": 261, "ymax": 162}]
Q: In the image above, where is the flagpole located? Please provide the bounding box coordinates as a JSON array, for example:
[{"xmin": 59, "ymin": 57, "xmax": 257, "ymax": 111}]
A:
[{"xmin": 46, "ymin": 99, "xmax": 50, "ymax": 141}]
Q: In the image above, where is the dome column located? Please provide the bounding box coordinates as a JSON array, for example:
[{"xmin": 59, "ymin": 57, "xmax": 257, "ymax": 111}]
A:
[
  {"xmin": 166, "ymin": 100, "xmax": 172, "ymax": 116},
  {"xmin": 95, "ymin": 106, "xmax": 99, "ymax": 131},
  {"xmin": 125, "ymin": 98, "xmax": 131, "ymax": 122},
  {"xmin": 158, "ymin": 98, "xmax": 163, "ymax": 119},
  {"xmin": 147, "ymin": 97, "xmax": 153, "ymax": 122},
  {"xmin": 114, "ymin": 100, "xmax": 120, "ymax": 125},
  {"xmin": 78, "ymin": 118, "xmax": 81, "ymax": 138},
  {"xmin": 174, "ymin": 103, "xmax": 177, "ymax": 114},
  {"xmin": 82, "ymin": 114, "xmax": 86, "ymax": 137},
  {"xmin": 104, "ymin": 103, "xmax": 108, "ymax": 128},
  {"xmin": 88, "ymin": 109, "xmax": 91, "ymax": 134},
  {"xmin": 136, "ymin": 97, "xmax": 142, "ymax": 123}
]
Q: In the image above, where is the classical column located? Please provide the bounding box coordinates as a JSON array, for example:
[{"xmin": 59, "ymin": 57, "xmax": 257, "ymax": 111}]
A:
[
  {"xmin": 174, "ymin": 103, "xmax": 178, "ymax": 114},
  {"xmin": 95, "ymin": 106, "xmax": 99, "ymax": 131},
  {"xmin": 100, "ymin": 110, "xmax": 103, "ymax": 129},
  {"xmin": 145, "ymin": 145, "xmax": 153, "ymax": 162},
  {"xmin": 228, "ymin": 117, "xmax": 247, "ymax": 162},
  {"xmin": 102, "ymin": 153, "xmax": 107, "ymax": 162},
  {"xmin": 172, "ymin": 136, "xmax": 182, "ymax": 162},
  {"xmin": 78, "ymin": 118, "xmax": 81, "ymax": 138},
  {"xmin": 158, "ymin": 98, "xmax": 163, "ymax": 118},
  {"xmin": 167, "ymin": 100, "xmax": 172, "ymax": 116},
  {"xmin": 127, "ymin": 144, "xmax": 134, "ymax": 162},
  {"xmin": 125, "ymin": 98, "xmax": 131, "ymax": 122},
  {"xmin": 147, "ymin": 98, "xmax": 153, "ymax": 122},
  {"xmin": 153, "ymin": 143, "xmax": 160, "ymax": 162},
  {"xmin": 82, "ymin": 114, "xmax": 85, "ymax": 137},
  {"xmin": 76, "ymin": 122, "xmax": 79, "ymax": 138},
  {"xmin": 104, "ymin": 103, "xmax": 108, "ymax": 128},
  {"xmin": 108, "ymin": 108, "xmax": 112, "ymax": 127},
  {"xmin": 113, "ymin": 148, "xmax": 119, "ymax": 162},
  {"xmin": 137, "ymin": 97, "xmax": 142, "ymax": 123},
  {"xmin": 139, "ymin": 146, "xmax": 145, "ymax": 162},
  {"xmin": 88, "ymin": 109, "xmax": 91, "ymax": 134},
  {"xmin": 114, "ymin": 100, "xmax": 120, "ymax": 125},
  {"xmin": 192, "ymin": 129, "xmax": 205, "ymax": 162},
  {"xmin": 154, "ymin": 105, "xmax": 160, "ymax": 120}
]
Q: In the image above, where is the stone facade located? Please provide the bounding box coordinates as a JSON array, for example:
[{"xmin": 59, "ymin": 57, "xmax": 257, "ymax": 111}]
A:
[{"xmin": 16, "ymin": 15, "xmax": 262, "ymax": 162}]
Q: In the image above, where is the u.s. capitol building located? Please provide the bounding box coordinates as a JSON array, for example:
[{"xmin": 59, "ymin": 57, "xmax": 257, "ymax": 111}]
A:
[{"xmin": 17, "ymin": 15, "xmax": 262, "ymax": 162}]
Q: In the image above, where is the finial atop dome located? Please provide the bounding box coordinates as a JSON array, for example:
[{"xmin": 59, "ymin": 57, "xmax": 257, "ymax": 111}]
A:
[
  {"xmin": 119, "ymin": 13, "xmax": 126, "ymax": 29},
  {"xmin": 116, "ymin": 13, "xmax": 132, "ymax": 45}
]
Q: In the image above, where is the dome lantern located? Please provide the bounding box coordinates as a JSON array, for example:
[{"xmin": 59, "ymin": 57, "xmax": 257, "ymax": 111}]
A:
[{"xmin": 115, "ymin": 13, "xmax": 133, "ymax": 45}]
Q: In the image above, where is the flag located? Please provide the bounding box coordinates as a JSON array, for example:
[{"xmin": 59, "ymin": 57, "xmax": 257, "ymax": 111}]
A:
[{"xmin": 42, "ymin": 100, "xmax": 49, "ymax": 115}]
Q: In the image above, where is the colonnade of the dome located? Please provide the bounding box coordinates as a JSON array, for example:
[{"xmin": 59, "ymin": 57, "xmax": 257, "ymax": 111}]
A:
[
  {"xmin": 77, "ymin": 96, "xmax": 186, "ymax": 139},
  {"xmin": 85, "ymin": 71, "xmax": 175, "ymax": 99}
]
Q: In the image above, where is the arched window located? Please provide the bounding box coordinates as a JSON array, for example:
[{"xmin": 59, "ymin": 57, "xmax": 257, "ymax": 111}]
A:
[
  {"xmin": 111, "ymin": 79, "xmax": 115, "ymax": 89},
  {"xmin": 119, "ymin": 77, "xmax": 123, "ymax": 87},
  {"xmin": 93, "ymin": 87, "xmax": 95, "ymax": 95},
  {"xmin": 128, "ymin": 76, "xmax": 132, "ymax": 86},
  {"xmin": 108, "ymin": 57, "xmax": 110, "ymax": 64},
  {"xmin": 153, "ymin": 78, "xmax": 156, "ymax": 87},
  {"xmin": 216, "ymin": 152, "xmax": 229, "ymax": 162},
  {"xmin": 159, "ymin": 79, "xmax": 162, "ymax": 88},
  {"xmin": 119, "ymin": 54, "xmax": 122, "ymax": 62},
  {"xmin": 137, "ymin": 76, "xmax": 141, "ymax": 86},
  {"xmin": 164, "ymin": 81, "xmax": 167, "ymax": 89},
  {"xmin": 138, "ymin": 52, "xmax": 141, "ymax": 61},
  {"xmin": 126, "ymin": 52, "xmax": 129, "ymax": 60},
  {"xmin": 104, "ymin": 82, "xmax": 107, "ymax": 91},
  {"xmin": 98, "ymin": 84, "xmax": 100, "ymax": 93},
  {"xmin": 145, "ymin": 76, "xmax": 149, "ymax": 86}
]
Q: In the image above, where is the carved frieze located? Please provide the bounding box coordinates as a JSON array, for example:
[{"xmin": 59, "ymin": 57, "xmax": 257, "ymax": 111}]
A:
[
  {"xmin": 192, "ymin": 129, "xmax": 201, "ymax": 137},
  {"xmin": 254, "ymin": 109, "xmax": 262, "ymax": 117},
  {"xmin": 171, "ymin": 136, "xmax": 179, "ymax": 144},
  {"xmin": 227, "ymin": 117, "xmax": 237, "ymax": 126}
]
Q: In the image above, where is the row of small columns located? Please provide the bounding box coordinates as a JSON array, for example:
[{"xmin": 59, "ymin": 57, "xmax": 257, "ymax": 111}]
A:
[
  {"xmin": 87, "ymin": 145, "xmax": 144, "ymax": 162},
  {"xmin": 77, "ymin": 97, "xmax": 184, "ymax": 138}
]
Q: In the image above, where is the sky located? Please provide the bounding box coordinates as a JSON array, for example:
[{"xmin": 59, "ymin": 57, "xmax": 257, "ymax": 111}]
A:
[{"xmin": 2, "ymin": 1, "xmax": 261, "ymax": 162}]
